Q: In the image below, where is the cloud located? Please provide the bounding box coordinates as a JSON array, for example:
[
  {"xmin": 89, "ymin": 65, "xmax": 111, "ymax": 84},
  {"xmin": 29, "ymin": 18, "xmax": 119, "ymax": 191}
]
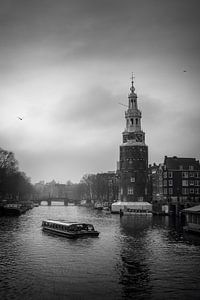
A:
[
  {"xmin": 0, "ymin": 0, "xmax": 200, "ymax": 183},
  {"xmin": 52, "ymin": 86, "xmax": 122, "ymax": 129}
]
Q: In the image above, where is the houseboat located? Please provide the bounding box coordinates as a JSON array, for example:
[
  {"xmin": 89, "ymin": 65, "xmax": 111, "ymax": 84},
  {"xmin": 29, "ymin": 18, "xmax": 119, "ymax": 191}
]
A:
[
  {"xmin": 183, "ymin": 205, "xmax": 200, "ymax": 235},
  {"xmin": 111, "ymin": 201, "xmax": 152, "ymax": 215},
  {"xmin": 42, "ymin": 219, "xmax": 100, "ymax": 238}
]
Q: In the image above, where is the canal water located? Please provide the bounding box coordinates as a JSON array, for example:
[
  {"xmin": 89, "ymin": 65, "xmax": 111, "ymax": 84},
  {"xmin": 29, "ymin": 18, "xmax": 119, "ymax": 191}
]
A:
[{"xmin": 0, "ymin": 205, "xmax": 200, "ymax": 300}]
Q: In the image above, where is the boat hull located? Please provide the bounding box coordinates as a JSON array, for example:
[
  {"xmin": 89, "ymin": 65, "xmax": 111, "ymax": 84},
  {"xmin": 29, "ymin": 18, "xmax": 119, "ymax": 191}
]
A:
[
  {"xmin": 3, "ymin": 207, "xmax": 22, "ymax": 216},
  {"xmin": 42, "ymin": 227, "xmax": 99, "ymax": 238}
]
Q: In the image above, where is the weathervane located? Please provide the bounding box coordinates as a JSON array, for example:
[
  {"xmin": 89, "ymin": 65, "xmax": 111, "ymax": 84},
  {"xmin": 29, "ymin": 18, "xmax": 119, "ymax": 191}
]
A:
[
  {"xmin": 130, "ymin": 72, "xmax": 135, "ymax": 92},
  {"xmin": 131, "ymin": 72, "xmax": 135, "ymax": 83}
]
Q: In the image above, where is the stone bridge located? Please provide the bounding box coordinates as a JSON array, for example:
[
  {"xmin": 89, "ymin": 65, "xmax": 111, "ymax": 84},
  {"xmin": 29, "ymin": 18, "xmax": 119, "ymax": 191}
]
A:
[{"xmin": 34, "ymin": 197, "xmax": 81, "ymax": 206}]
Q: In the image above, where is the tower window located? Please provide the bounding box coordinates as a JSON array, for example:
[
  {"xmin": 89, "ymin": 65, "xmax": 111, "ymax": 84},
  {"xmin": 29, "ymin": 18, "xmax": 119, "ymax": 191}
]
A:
[
  {"xmin": 131, "ymin": 119, "xmax": 133, "ymax": 125},
  {"xmin": 136, "ymin": 118, "xmax": 138, "ymax": 125},
  {"xmin": 127, "ymin": 187, "xmax": 134, "ymax": 195},
  {"xmin": 131, "ymin": 100, "xmax": 133, "ymax": 108}
]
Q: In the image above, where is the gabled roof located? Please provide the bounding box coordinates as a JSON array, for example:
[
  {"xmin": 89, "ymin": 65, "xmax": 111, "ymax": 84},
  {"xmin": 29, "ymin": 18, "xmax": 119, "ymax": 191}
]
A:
[{"xmin": 164, "ymin": 156, "xmax": 200, "ymax": 170}]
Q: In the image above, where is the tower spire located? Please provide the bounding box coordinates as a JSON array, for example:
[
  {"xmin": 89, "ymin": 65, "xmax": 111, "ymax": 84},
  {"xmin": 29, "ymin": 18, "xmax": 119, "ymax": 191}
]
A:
[{"xmin": 130, "ymin": 73, "xmax": 135, "ymax": 93}]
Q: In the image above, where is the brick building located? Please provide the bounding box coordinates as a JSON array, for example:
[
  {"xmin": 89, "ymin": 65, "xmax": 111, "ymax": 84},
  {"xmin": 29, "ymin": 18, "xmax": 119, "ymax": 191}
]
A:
[
  {"xmin": 118, "ymin": 77, "xmax": 148, "ymax": 202},
  {"xmin": 150, "ymin": 156, "xmax": 200, "ymax": 214}
]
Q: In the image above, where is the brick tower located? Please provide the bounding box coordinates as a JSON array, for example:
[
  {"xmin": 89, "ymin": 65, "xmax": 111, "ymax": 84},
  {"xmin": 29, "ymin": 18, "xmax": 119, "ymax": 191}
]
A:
[{"xmin": 119, "ymin": 76, "xmax": 148, "ymax": 202}]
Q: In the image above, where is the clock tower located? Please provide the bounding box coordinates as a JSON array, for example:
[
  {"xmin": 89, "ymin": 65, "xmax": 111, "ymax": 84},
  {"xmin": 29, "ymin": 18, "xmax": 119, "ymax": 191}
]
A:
[{"xmin": 119, "ymin": 76, "xmax": 148, "ymax": 202}]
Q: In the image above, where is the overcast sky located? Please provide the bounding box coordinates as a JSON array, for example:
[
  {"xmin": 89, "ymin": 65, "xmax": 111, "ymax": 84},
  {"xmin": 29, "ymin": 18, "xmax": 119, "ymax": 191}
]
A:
[{"xmin": 0, "ymin": 0, "xmax": 200, "ymax": 183}]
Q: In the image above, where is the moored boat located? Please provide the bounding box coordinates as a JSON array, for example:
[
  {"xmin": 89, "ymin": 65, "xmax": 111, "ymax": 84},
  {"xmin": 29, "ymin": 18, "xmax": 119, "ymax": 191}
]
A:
[
  {"xmin": 3, "ymin": 203, "xmax": 24, "ymax": 216},
  {"xmin": 182, "ymin": 205, "xmax": 200, "ymax": 235},
  {"xmin": 42, "ymin": 219, "xmax": 100, "ymax": 238}
]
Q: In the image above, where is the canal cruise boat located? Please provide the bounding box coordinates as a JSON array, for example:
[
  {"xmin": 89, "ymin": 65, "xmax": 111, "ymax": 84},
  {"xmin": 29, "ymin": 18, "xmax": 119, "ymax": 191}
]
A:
[
  {"xmin": 183, "ymin": 205, "xmax": 200, "ymax": 235},
  {"xmin": 42, "ymin": 219, "xmax": 100, "ymax": 238}
]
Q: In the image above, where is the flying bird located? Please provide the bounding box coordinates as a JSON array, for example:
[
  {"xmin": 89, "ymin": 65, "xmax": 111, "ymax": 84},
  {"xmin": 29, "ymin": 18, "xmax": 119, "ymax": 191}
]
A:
[
  {"xmin": 183, "ymin": 70, "xmax": 187, "ymax": 73},
  {"xmin": 18, "ymin": 116, "xmax": 23, "ymax": 120},
  {"xmin": 118, "ymin": 102, "xmax": 128, "ymax": 107}
]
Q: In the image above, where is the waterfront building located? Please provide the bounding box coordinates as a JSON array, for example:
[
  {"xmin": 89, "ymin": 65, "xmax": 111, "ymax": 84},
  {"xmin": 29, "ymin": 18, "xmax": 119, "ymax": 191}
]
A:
[
  {"xmin": 118, "ymin": 77, "xmax": 148, "ymax": 202},
  {"xmin": 96, "ymin": 171, "xmax": 119, "ymax": 205},
  {"xmin": 150, "ymin": 156, "xmax": 200, "ymax": 214}
]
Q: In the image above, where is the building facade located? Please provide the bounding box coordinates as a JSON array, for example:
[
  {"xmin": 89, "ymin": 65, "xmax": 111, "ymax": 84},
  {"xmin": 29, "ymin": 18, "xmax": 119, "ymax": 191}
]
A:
[
  {"xmin": 118, "ymin": 77, "xmax": 148, "ymax": 202},
  {"xmin": 150, "ymin": 156, "xmax": 200, "ymax": 214}
]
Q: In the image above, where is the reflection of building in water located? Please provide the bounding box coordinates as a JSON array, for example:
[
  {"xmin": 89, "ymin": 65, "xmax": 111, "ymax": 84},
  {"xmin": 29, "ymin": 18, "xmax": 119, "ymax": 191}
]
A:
[
  {"xmin": 118, "ymin": 76, "xmax": 148, "ymax": 202},
  {"xmin": 118, "ymin": 217, "xmax": 152, "ymax": 298}
]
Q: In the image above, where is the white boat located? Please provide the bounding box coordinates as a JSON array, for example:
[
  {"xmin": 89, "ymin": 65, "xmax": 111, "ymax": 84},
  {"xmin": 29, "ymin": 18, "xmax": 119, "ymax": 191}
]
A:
[
  {"xmin": 183, "ymin": 205, "xmax": 200, "ymax": 235},
  {"xmin": 111, "ymin": 201, "xmax": 152, "ymax": 215},
  {"xmin": 42, "ymin": 219, "xmax": 100, "ymax": 238},
  {"xmin": 122, "ymin": 209, "xmax": 152, "ymax": 216}
]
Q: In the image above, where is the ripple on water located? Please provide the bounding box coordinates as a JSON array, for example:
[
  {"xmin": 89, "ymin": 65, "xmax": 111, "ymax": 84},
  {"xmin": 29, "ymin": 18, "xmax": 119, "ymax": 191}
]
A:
[{"xmin": 0, "ymin": 207, "xmax": 200, "ymax": 300}]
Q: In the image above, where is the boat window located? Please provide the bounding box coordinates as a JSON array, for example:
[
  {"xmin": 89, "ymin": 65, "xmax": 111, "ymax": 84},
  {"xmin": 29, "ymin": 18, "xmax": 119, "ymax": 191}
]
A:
[{"xmin": 87, "ymin": 225, "xmax": 94, "ymax": 231}]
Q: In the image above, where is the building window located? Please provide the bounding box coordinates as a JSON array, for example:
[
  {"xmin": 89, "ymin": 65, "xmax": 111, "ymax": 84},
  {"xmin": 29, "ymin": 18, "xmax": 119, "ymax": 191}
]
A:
[
  {"xmin": 127, "ymin": 187, "xmax": 134, "ymax": 195},
  {"xmin": 168, "ymin": 172, "xmax": 173, "ymax": 178},
  {"xmin": 163, "ymin": 180, "xmax": 167, "ymax": 186},
  {"xmin": 189, "ymin": 172, "xmax": 195, "ymax": 177},
  {"xmin": 195, "ymin": 180, "xmax": 200, "ymax": 186},
  {"xmin": 163, "ymin": 188, "xmax": 168, "ymax": 195},
  {"xmin": 189, "ymin": 180, "xmax": 194, "ymax": 186},
  {"xmin": 163, "ymin": 172, "xmax": 167, "ymax": 178},
  {"xmin": 130, "ymin": 177, "xmax": 135, "ymax": 182},
  {"xmin": 179, "ymin": 165, "xmax": 183, "ymax": 170},
  {"xmin": 182, "ymin": 180, "xmax": 188, "ymax": 187},
  {"xmin": 189, "ymin": 165, "xmax": 194, "ymax": 171},
  {"xmin": 195, "ymin": 188, "xmax": 199, "ymax": 194},
  {"xmin": 190, "ymin": 188, "xmax": 194, "ymax": 194},
  {"xmin": 182, "ymin": 172, "xmax": 188, "ymax": 178},
  {"xmin": 169, "ymin": 180, "xmax": 173, "ymax": 186},
  {"xmin": 169, "ymin": 188, "xmax": 173, "ymax": 195},
  {"xmin": 195, "ymin": 172, "xmax": 199, "ymax": 178},
  {"xmin": 182, "ymin": 188, "xmax": 188, "ymax": 195}
]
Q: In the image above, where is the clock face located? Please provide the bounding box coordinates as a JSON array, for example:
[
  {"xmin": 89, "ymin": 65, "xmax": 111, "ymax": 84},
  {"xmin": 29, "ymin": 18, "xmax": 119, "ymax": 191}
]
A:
[{"xmin": 135, "ymin": 133, "xmax": 143, "ymax": 142}]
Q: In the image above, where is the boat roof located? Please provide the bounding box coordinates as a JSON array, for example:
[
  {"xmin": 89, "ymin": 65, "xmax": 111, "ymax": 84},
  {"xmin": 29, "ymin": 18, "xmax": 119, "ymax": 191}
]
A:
[
  {"xmin": 182, "ymin": 205, "xmax": 200, "ymax": 213},
  {"xmin": 43, "ymin": 219, "xmax": 93, "ymax": 226},
  {"xmin": 112, "ymin": 201, "xmax": 152, "ymax": 206}
]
